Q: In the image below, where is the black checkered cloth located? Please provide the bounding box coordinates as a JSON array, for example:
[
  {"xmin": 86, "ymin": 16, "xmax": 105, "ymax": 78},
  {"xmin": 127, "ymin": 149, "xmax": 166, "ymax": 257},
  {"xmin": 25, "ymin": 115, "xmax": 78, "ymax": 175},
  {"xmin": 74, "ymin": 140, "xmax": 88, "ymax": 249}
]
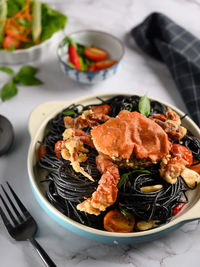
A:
[{"xmin": 131, "ymin": 12, "xmax": 200, "ymax": 126}]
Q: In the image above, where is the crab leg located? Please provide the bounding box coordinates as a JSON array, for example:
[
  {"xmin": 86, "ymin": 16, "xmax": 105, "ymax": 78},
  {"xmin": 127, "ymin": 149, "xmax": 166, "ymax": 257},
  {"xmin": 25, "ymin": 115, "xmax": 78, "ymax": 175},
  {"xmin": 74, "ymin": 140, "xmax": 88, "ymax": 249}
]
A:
[{"xmin": 77, "ymin": 154, "xmax": 120, "ymax": 215}]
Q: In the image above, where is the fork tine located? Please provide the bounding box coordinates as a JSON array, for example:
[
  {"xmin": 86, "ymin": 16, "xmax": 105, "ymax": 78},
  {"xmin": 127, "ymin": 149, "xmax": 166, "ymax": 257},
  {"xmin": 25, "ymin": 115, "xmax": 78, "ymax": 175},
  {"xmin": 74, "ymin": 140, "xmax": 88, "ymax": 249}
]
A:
[
  {"xmin": 6, "ymin": 182, "xmax": 31, "ymax": 218},
  {"xmin": 0, "ymin": 206, "xmax": 13, "ymax": 231},
  {"xmin": 1, "ymin": 185, "xmax": 24, "ymax": 223},
  {"xmin": 0, "ymin": 191, "xmax": 18, "ymax": 226}
]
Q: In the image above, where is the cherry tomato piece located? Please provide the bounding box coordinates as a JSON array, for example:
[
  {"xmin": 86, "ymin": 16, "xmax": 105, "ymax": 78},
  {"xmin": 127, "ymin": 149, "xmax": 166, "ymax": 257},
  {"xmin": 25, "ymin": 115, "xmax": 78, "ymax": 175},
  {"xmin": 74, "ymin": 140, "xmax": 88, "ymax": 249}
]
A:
[
  {"xmin": 38, "ymin": 145, "xmax": 46, "ymax": 160},
  {"xmin": 95, "ymin": 59, "xmax": 117, "ymax": 70},
  {"xmin": 84, "ymin": 47, "xmax": 107, "ymax": 61},
  {"xmin": 3, "ymin": 35, "xmax": 22, "ymax": 50},
  {"xmin": 104, "ymin": 210, "xmax": 135, "ymax": 233},
  {"xmin": 173, "ymin": 203, "xmax": 186, "ymax": 216},
  {"xmin": 91, "ymin": 104, "xmax": 110, "ymax": 115},
  {"xmin": 88, "ymin": 63, "xmax": 96, "ymax": 71},
  {"xmin": 54, "ymin": 140, "xmax": 63, "ymax": 158},
  {"xmin": 159, "ymin": 114, "xmax": 166, "ymax": 119},
  {"xmin": 171, "ymin": 144, "xmax": 193, "ymax": 166}
]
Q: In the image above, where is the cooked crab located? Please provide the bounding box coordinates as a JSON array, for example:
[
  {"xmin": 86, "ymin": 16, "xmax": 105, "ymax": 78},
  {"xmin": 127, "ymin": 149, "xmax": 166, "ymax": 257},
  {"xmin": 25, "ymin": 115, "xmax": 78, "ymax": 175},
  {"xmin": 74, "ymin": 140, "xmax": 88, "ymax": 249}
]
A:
[
  {"xmin": 77, "ymin": 110, "xmax": 171, "ymax": 215},
  {"xmin": 159, "ymin": 143, "xmax": 200, "ymax": 186},
  {"xmin": 60, "ymin": 105, "xmax": 199, "ymax": 215},
  {"xmin": 64, "ymin": 104, "xmax": 110, "ymax": 129},
  {"xmin": 150, "ymin": 107, "xmax": 187, "ymax": 141},
  {"xmin": 61, "ymin": 104, "xmax": 110, "ymax": 182}
]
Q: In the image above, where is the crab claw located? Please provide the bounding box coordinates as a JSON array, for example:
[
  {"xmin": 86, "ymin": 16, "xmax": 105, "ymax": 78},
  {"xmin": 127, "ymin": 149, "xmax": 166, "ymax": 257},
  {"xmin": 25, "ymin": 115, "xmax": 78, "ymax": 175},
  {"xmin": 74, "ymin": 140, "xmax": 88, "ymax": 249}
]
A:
[
  {"xmin": 64, "ymin": 104, "xmax": 110, "ymax": 129},
  {"xmin": 159, "ymin": 143, "xmax": 200, "ymax": 186},
  {"xmin": 150, "ymin": 107, "xmax": 187, "ymax": 141},
  {"xmin": 77, "ymin": 154, "xmax": 120, "ymax": 215},
  {"xmin": 61, "ymin": 128, "xmax": 94, "ymax": 181}
]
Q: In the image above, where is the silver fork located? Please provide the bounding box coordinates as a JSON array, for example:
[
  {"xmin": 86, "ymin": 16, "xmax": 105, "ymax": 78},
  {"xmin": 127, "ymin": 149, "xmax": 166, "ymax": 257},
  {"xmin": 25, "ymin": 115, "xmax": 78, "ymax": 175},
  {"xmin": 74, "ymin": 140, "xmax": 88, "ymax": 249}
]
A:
[{"xmin": 0, "ymin": 182, "xmax": 57, "ymax": 267}]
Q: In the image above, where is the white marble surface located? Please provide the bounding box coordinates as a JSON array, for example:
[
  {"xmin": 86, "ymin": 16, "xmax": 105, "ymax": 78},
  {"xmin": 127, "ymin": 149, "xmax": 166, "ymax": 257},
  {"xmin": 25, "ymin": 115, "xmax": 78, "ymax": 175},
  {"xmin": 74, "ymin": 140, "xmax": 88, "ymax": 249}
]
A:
[{"xmin": 1, "ymin": 0, "xmax": 200, "ymax": 266}]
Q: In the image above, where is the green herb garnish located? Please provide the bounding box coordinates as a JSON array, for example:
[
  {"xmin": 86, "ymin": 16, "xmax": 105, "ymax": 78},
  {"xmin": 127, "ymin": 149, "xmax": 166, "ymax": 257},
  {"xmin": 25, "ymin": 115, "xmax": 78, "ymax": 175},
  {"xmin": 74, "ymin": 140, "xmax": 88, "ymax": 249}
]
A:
[
  {"xmin": 0, "ymin": 67, "xmax": 14, "ymax": 75},
  {"xmin": 0, "ymin": 81, "xmax": 18, "ymax": 102},
  {"xmin": 0, "ymin": 65, "xmax": 43, "ymax": 102},
  {"xmin": 128, "ymin": 103, "xmax": 133, "ymax": 111},
  {"xmin": 138, "ymin": 94, "xmax": 150, "ymax": 117},
  {"xmin": 13, "ymin": 65, "xmax": 43, "ymax": 85},
  {"xmin": 117, "ymin": 169, "xmax": 152, "ymax": 189},
  {"xmin": 63, "ymin": 109, "xmax": 77, "ymax": 116}
]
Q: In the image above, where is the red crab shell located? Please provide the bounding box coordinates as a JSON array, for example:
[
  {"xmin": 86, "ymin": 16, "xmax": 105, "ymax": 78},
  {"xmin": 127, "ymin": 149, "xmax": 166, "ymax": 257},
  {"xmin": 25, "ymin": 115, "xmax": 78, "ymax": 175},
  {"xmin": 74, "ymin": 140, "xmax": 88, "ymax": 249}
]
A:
[{"xmin": 91, "ymin": 110, "xmax": 171, "ymax": 163}]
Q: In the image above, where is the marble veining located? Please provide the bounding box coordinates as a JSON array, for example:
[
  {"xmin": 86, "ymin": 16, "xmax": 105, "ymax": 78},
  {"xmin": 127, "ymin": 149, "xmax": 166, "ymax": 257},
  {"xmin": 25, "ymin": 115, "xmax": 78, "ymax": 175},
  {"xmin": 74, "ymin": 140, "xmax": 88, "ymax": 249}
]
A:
[{"xmin": 1, "ymin": 0, "xmax": 200, "ymax": 266}]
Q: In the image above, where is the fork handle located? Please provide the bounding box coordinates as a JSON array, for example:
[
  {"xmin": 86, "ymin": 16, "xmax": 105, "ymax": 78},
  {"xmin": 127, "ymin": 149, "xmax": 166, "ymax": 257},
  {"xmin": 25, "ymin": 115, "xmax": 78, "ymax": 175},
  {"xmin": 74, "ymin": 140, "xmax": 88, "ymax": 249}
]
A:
[{"xmin": 28, "ymin": 238, "xmax": 57, "ymax": 267}]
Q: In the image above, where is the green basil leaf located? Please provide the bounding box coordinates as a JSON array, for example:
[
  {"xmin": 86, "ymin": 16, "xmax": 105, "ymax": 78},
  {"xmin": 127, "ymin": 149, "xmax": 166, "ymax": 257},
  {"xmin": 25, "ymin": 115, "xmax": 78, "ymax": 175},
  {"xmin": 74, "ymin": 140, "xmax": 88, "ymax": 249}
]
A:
[
  {"xmin": 128, "ymin": 103, "xmax": 133, "ymax": 111},
  {"xmin": 117, "ymin": 172, "xmax": 130, "ymax": 189},
  {"xmin": 13, "ymin": 75, "xmax": 43, "ymax": 85},
  {"xmin": 15, "ymin": 65, "xmax": 38, "ymax": 77},
  {"xmin": 63, "ymin": 109, "xmax": 77, "ymax": 116},
  {"xmin": 0, "ymin": 81, "xmax": 18, "ymax": 101},
  {"xmin": 13, "ymin": 65, "xmax": 43, "ymax": 85},
  {"xmin": 0, "ymin": 67, "xmax": 14, "ymax": 75},
  {"xmin": 117, "ymin": 169, "xmax": 151, "ymax": 189},
  {"xmin": 138, "ymin": 94, "xmax": 150, "ymax": 117}
]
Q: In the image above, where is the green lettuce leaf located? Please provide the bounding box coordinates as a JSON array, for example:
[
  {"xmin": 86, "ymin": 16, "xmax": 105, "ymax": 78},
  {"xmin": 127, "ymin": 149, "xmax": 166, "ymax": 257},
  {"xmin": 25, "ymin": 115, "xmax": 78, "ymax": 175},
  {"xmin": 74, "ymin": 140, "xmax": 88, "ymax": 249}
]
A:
[
  {"xmin": 6, "ymin": 0, "xmax": 67, "ymax": 45},
  {"xmin": 40, "ymin": 3, "xmax": 67, "ymax": 42},
  {"xmin": 6, "ymin": 0, "xmax": 26, "ymax": 17}
]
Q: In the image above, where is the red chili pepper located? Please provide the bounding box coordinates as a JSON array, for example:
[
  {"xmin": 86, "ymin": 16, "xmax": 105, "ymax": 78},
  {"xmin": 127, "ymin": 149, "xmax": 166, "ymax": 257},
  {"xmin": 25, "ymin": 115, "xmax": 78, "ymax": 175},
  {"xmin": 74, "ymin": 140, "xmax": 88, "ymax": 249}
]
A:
[
  {"xmin": 67, "ymin": 38, "xmax": 81, "ymax": 70},
  {"xmin": 173, "ymin": 203, "xmax": 186, "ymax": 216}
]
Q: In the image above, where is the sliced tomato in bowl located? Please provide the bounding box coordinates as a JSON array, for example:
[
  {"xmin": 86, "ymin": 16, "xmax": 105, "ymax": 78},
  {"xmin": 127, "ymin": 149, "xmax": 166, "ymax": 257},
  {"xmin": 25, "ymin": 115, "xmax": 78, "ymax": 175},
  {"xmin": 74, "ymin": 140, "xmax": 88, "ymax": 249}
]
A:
[
  {"xmin": 95, "ymin": 59, "xmax": 118, "ymax": 70},
  {"xmin": 84, "ymin": 47, "xmax": 107, "ymax": 61},
  {"xmin": 3, "ymin": 35, "xmax": 22, "ymax": 50}
]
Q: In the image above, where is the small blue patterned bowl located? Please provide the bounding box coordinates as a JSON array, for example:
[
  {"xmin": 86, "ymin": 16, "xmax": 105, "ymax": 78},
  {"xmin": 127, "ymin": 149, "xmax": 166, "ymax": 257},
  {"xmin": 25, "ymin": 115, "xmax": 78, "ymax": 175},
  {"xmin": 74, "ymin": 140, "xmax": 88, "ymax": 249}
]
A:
[{"xmin": 57, "ymin": 30, "xmax": 125, "ymax": 84}]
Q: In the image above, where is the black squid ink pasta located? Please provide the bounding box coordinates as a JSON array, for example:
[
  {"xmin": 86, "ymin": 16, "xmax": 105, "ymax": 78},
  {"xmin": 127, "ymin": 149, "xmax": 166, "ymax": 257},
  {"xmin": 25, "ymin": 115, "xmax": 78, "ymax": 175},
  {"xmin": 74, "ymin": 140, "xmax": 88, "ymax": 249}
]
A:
[{"xmin": 37, "ymin": 95, "xmax": 200, "ymax": 231}]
